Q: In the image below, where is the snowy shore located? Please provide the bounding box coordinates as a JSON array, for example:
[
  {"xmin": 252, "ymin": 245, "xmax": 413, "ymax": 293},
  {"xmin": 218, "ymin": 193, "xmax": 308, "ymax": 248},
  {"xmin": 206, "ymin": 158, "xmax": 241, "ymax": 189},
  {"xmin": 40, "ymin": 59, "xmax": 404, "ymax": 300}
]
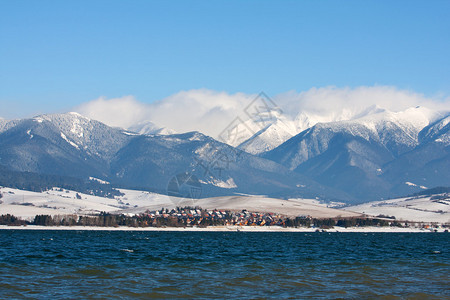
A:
[
  {"xmin": 1, "ymin": 187, "xmax": 449, "ymax": 225},
  {"xmin": 0, "ymin": 225, "xmax": 447, "ymax": 233}
]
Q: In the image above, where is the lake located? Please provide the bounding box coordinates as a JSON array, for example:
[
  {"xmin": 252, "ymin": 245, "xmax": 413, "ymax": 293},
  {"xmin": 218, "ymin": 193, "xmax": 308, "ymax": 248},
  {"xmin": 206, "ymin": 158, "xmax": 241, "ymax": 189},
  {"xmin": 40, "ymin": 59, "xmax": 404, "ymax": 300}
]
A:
[{"xmin": 0, "ymin": 230, "xmax": 448, "ymax": 299}]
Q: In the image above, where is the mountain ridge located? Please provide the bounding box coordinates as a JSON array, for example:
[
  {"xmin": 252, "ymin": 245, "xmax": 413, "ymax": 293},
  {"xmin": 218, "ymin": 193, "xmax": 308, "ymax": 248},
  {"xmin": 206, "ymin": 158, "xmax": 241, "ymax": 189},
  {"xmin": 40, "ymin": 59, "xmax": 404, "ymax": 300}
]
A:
[
  {"xmin": 264, "ymin": 106, "xmax": 449, "ymax": 201},
  {"xmin": 0, "ymin": 113, "xmax": 353, "ymax": 202},
  {"xmin": 1, "ymin": 106, "xmax": 448, "ymax": 203}
]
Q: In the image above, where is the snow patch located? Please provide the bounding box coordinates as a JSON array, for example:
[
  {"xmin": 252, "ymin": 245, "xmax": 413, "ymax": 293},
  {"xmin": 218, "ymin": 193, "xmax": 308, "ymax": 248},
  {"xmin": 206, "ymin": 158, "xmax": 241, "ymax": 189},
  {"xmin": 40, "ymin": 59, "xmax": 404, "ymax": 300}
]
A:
[
  {"xmin": 89, "ymin": 177, "xmax": 110, "ymax": 185},
  {"xmin": 405, "ymin": 182, "xmax": 427, "ymax": 189},
  {"xmin": 200, "ymin": 178, "xmax": 237, "ymax": 189},
  {"xmin": 70, "ymin": 117, "xmax": 84, "ymax": 138},
  {"xmin": 122, "ymin": 131, "xmax": 139, "ymax": 136},
  {"xmin": 60, "ymin": 132, "xmax": 79, "ymax": 149},
  {"xmin": 189, "ymin": 133, "xmax": 203, "ymax": 141}
]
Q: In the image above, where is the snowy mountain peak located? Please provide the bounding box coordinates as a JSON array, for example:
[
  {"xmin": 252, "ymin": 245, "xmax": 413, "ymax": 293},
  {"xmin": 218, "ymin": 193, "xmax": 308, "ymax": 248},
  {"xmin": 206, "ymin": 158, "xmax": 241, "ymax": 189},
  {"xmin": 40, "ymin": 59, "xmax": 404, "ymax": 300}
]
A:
[
  {"xmin": 26, "ymin": 112, "xmax": 130, "ymax": 159},
  {"xmin": 352, "ymin": 104, "xmax": 386, "ymax": 119},
  {"xmin": 127, "ymin": 120, "xmax": 176, "ymax": 135},
  {"xmin": 310, "ymin": 106, "xmax": 440, "ymax": 148},
  {"xmin": 1, "ymin": 107, "xmax": 449, "ymax": 203},
  {"xmin": 68, "ymin": 111, "xmax": 90, "ymax": 119},
  {"xmin": 222, "ymin": 105, "xmax": 444, "ymax": 155},
  {"xmin": 237, "ymin": 116, "xmax": 298, "ymax": 154},
  {"xmin": 265, "ymin": 107, "xmax": 445, "ymax": 170}
]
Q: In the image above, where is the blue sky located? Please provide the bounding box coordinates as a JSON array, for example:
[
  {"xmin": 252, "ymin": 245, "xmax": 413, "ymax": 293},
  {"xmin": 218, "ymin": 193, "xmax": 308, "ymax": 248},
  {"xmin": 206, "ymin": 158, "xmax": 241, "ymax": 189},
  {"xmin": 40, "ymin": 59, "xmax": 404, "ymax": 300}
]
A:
[{"xmin": 0, "ymin": 0, "xmax": 449, "ymax": 118}]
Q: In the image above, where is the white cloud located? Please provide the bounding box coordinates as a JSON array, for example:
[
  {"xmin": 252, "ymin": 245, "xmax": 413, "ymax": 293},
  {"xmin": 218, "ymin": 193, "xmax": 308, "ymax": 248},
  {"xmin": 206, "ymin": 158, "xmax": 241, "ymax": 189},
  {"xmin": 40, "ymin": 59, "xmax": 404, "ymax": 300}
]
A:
[
  {"xmin": 275, "ymin": 86, "xmax": 449, "ymax": 119},
  {"xmin": 76, "ymin": 95, "xmax": 152, "ymax": 129},
  {"xmin": 76, "ymin": 89, "xmax": 257, "ymax": 137},
  {"xmin": 75, "ymin": 86, "xmax": 450, "ymax": 137},
  {"xmin": 147, "ymin": 89, "xmax": 254, "ymax": 137}
]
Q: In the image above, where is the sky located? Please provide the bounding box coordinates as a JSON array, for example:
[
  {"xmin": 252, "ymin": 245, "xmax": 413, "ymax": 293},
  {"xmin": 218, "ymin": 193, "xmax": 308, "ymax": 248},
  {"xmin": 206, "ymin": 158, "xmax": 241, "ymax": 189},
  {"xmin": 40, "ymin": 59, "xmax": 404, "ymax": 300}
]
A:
[{"xmin": 0, "ymin": 0, "xmax": 449, "ymax": 120}]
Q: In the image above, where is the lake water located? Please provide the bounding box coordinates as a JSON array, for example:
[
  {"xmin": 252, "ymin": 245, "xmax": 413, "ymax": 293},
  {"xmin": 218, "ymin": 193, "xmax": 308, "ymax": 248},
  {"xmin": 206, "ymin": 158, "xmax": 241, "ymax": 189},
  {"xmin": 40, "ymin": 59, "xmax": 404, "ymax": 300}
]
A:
[{"xmin": 0, "ymin": 230, "xmax": 448, "ymax": 299}]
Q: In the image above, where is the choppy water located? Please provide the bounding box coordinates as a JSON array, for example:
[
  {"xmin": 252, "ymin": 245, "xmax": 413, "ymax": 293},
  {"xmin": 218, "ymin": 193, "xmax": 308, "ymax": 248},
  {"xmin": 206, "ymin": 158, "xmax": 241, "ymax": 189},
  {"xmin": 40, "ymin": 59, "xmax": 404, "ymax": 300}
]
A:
[{"xmin": 0, "ymin": 230, "xmax": 448, "ymax": 299}]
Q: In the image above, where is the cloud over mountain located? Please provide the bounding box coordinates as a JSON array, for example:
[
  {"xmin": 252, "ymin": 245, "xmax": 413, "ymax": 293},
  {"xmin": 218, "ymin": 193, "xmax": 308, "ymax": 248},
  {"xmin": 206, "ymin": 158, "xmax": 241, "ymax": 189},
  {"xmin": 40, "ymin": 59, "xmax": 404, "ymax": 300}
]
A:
[
  {"xmin": 76, "ymin": 89, "xmax": 255, "ymax": 137},
  {"xmin": 75, "ymin": 96, "xmax": 152, "ymax": 129},
  {"xmin": 75, "ymin": 86, "xmax": 449, "ymax": 138}
]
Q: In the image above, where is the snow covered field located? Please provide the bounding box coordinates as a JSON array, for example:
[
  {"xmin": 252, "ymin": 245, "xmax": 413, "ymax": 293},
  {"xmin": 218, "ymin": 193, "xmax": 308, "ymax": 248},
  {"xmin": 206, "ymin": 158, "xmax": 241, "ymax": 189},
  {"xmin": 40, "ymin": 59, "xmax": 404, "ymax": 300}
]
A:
[
  {"xmin": 1, "ymin": 186, "xmax": 449, "ymax": 224},
  {"xmin": 119, "ymin": 195, "xmax": 363, "ymax": 219},
  {"xmin": 0, "ymin": 187, "xmax": 360, "ymax": 220},
  {"xmin": 346, "ymin": 195, "xmax": 450, "ymax": 223},
  {"xmin": 0, "ymin": 187, "xmax": 172, "ymax": 219}
]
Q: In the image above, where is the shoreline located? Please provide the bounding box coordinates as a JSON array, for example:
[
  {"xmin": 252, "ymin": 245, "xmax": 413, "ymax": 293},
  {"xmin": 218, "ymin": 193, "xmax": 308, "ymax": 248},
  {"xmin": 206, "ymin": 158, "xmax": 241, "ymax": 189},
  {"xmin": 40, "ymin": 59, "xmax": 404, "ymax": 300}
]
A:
[{"xmin": 0, "ymin": 225, "xmax": 447, "ymax": 233}]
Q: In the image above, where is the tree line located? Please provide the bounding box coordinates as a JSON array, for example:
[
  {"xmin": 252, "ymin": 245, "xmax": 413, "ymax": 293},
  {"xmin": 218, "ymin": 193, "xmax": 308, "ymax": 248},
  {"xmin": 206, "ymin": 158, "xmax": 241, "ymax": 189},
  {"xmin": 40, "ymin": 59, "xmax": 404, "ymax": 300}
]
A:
[
  {"xmin": 0, "ymin": 213, "xmax": 410, "ymax": 228},
  {"xmin": 0, "ymin": 165, "xmax": 123, "ymax": 198}
]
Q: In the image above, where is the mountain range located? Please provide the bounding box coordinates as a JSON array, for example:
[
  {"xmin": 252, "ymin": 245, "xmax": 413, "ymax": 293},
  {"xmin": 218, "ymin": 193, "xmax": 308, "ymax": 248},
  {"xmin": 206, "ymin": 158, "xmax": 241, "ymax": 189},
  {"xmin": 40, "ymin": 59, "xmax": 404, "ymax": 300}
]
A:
[
  {"xmin": 264, "ymin": 106, "xmax": 449, "ymax": 200},
  {"xmin": 0, "ymin": 105, "xmax": 448, "ymax": 204}
]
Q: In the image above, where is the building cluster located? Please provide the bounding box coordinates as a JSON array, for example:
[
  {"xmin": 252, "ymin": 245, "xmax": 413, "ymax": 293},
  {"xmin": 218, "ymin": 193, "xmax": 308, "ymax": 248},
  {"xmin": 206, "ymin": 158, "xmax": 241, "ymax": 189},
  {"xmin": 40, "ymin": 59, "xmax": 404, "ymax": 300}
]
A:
[{"xmin": 143, "ymin": 207, "xmax": 308, "ymax": 227}]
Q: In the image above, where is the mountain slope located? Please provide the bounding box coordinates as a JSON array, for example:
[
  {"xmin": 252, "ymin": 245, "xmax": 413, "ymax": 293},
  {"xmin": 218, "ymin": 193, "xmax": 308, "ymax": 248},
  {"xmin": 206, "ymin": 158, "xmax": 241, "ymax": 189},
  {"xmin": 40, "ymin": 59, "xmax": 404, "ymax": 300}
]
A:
[
  {"xmin": 264, "ymin": 107, "xmax": 449, "ymax": 201},
  {"xmin": 228, "ymin": 104, "xmax": 401, "ymax": 155},
  {"xmin": 2, "ymin": 108, "xmax": 448, "ymax": 203},
  {"xmin": 0, "ymin": 119, "xmax": 104, "ymax": 178},
  {"xmin": 236, "ymin": 123, "xmax": 295, "ymax": 155},
  {"xmin": 109, "ymin": 131, "xmax": 353, "ymax": 200},
  {"xmin": 293, "ymin": 134, "xmax": 394, "ymax": 201},
  {"xmin": 0, "ymin": 113, "xmax": 351, "ymax": 201},
  {"xmin": 381, "ymin": 117, "xmax": 450, "ymax": 196}
]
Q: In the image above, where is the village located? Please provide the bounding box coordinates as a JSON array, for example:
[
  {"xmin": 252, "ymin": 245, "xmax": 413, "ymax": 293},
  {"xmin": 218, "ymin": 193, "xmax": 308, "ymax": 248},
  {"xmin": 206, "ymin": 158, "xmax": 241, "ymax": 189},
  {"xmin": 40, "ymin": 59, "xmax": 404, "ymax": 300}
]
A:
[
  {"xmin": 1, "ymin": 203, "xmax": 447, "ymax": 230},
  {"xmin": 143, "ymin": 207, "xmax": 296, "ymax": 227},
  {"xmin": 137, "ymin": 206, "xmax": 421, "ymax": 229}
]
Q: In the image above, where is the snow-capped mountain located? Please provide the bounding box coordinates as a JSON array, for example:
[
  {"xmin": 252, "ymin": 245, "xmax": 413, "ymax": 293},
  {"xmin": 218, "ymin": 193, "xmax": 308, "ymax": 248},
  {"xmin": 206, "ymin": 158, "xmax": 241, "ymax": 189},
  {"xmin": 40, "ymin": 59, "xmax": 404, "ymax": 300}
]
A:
[
  {"xmin": 220, "ymin": 104, "xmax": 426, "ymax": 155},
  {"xmin": 264, "ymin": 106, "xmax": 449, "ymax": 201},
  {"xmin": 0, "ymin": 112, "xmax": 131, "ymax": 179},
  {"xmin": 266, "ymin": 106, "xmax": 441, "ymax": 169},
  {"xmin": 34, "ymin": 112, "xmax": 130, "ymax": 158},
  {"xmin": 219, "ymin": 107, "xmax": 362, "ymax": 155},
  {"xmin": 1, "ymin": 106, "xmax": 448, "ymax": 203},
  {"xmin": 119, "ymin": 101, "xmax": 415, "ymax": 156},
  {"xmin": 419, "ymin": 115, "xmax": 450, "ymax": 145},
  {"xmin": 226, "ymin": 110, "xmax": 298, "ymax": 154},
  {"xmin": 0, "ymin": 112, "xmax": 350, "ymax": 201},
  {"xmin": 380, "ymin": 115, "xmax": 450, "ymax": 197}
]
